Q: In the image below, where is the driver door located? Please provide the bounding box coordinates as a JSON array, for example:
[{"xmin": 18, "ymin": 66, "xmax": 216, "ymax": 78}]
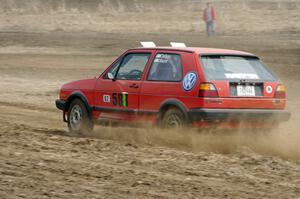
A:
[{"xmin": 94, "ymin": 51, "xmax": 153, "ymax": 120}]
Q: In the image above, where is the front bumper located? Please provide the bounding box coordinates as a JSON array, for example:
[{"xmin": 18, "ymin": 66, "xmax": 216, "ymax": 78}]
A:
[
  {"xmin": 55, "ymin": 99, "xmax": 66, "ymax": 111},
  {"xmin": 188, "ymin": 108, "xmax": 291, "ymax": 122}
]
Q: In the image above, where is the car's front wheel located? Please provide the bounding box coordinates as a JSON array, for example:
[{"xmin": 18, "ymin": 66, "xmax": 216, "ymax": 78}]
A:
[{"xmin": 67, "ymin": 99, "xmax": 94, "ymax": 134}]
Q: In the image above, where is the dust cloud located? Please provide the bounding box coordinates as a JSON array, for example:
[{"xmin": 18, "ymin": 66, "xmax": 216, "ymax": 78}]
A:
[{"xmin": 93, "ymin": 119, "xmax": 300, "ymax": 161}]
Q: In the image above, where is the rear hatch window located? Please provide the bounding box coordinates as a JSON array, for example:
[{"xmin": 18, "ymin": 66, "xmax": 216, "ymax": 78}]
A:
[
  {"xmin": 200, "ymin": 55, "xmax": 277, "ymax": 81},
  {"xmin": 200, "ymin": 55, "xmax": 278, "ymax": 97}
]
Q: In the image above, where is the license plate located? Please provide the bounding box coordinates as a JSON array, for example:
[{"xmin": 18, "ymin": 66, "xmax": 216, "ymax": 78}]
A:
[{"xmin": 237, "ymin": 85, "xmax": 255, "ymax": 96}]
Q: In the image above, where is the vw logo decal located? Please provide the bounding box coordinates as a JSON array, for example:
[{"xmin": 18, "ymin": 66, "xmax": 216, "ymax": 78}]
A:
[{"xmin": 183, "ymin": 72, "xmax": 197, "ymax": 91}]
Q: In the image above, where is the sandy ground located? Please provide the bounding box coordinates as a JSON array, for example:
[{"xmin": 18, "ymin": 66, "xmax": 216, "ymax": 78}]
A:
[{"xmin": 0, "ymin": 31, "xmax": 299, "ymax": 198}]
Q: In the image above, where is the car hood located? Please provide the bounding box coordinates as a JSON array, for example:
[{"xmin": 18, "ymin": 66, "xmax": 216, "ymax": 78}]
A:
[{"xmin": 61, "ymin": 77, "xmax": 97, "ymax": 91}]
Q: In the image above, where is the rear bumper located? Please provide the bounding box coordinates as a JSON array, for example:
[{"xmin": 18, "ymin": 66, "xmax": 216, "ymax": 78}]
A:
[
  {"xmin": 188, "ymin": 108, "xmax": 291, "ymax": 122},
  {"xmin": 55, "ymin": 99, "xmax": 66, "ymax": 111}
]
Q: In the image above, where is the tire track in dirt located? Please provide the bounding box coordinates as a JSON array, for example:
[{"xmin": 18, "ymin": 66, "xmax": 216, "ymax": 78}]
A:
[{"xmin": 0, "ymin": 101, "xmax": 56, "ymax": 113}]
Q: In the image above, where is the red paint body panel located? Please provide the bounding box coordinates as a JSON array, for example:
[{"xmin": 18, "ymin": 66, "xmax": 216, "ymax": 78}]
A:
[
  {"xmin": 60, "ymin": 78, "xmax": 97, "ymax": 106},
  {"xmin": 57, "ymin": 47, "xmax": 290, "ymax": 129}
]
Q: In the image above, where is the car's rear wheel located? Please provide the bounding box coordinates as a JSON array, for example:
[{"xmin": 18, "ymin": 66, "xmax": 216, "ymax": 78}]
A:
[
  {"xmin": 67, "ymin": 99, "xmax": 94, "ymax": 134},
  {"xmin": 161, "ymin": 108, "xmax": 187, "ymax": 128}
]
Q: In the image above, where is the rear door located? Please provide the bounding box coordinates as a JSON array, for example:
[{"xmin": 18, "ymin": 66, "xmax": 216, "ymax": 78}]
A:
[
  {"xmin": 140, "ymin": 50, "xmax": 198, "ymax": 112},
  {"xmin": 95, "ymin": 50, "xmax": 154, "ymax": 120}
]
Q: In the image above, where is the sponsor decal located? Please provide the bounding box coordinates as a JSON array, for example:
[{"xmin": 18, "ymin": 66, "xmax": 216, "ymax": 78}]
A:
[
  {"xmin": 183, "ymin": 72, "xmax": 197, "ymax": 91},
  {"xmin": 154, "ymin": 58, "xmax": 168, "ymax": 63},
  {"xmin": 154, "ymin": 54, "xmax": 171, "ymax": 63},
  {"xmin": 103, "ymin": 95, "xmax": 110, "ymax": 103},
  {"xmin": 121, "ymin": 92, "xmax": 128, "ymax": 107},
  {"xmin": 112, "ymin": 92, "xmax": 128, "ymax": 107},
  {"xmin": 266, "ymin": 85, "xmax": 273, "ymax": 94},
  {"xmin": 225, "ymin": 73, "xmax": 259, "ymax": 79},
  {"xmin": 112, "ymin": 93, "xmax": 118, "ymax": 106}
]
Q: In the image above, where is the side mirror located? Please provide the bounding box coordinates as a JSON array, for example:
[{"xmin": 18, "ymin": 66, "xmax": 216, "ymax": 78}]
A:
[{"xmin": 107, "ymin": 72, "xmax": 114, "ymax": 80}]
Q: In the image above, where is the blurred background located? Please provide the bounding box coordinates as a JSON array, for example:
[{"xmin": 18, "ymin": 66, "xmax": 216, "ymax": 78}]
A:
[{"xmin": 0, "ymin": 0, "xmax": 299, "ymax": 34}]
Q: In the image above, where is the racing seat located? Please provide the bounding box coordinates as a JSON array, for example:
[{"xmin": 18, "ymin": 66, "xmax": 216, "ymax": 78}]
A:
[{"xmin": 152, "ymin": 62, "xmax": 173, "ymax": 81}]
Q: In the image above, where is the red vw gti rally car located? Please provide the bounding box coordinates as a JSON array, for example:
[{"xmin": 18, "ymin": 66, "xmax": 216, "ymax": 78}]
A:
[{"xmin": 56, "ymin": 42, "xmax": 290, "ymax": 133}]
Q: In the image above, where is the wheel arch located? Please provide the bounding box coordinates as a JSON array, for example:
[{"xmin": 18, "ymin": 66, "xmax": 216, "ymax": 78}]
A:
[
  {"xmin": 65, "ymin": 91, "xmax": 93, "ymax": 120},
  {"xmin": 158, "ymin": 99, "xmax": 190, "ymax": 123}
]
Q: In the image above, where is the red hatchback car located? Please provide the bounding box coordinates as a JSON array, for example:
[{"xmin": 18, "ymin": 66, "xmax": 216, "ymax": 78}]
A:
[{"xmin": 56, "ymin": 43, "xmax": 290, "ymax": 133}]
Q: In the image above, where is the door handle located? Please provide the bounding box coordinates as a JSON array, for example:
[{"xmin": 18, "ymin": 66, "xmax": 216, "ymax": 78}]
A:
[{"xmin": 129, "ymin": 83, "xmax": 139, "ymax": 88}]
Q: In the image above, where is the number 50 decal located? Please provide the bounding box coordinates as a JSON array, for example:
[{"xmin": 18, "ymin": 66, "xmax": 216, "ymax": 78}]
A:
[{"xmin": 112, "ymin": 92, "xmax": 128, "ymax": 107}]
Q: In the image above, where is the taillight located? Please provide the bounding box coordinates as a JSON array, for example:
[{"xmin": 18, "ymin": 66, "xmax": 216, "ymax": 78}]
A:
[
  {"xmin": 198, "ymin": 83, "xmax": 219, "ymax": 97},
  {"xmin": 274, "ymin": 84, "xmax": 286, "ymax": 99}
]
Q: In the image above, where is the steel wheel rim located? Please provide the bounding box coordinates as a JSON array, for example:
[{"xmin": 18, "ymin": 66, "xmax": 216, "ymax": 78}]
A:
[
  {"xmin": 166, "ymin": 113, "xmax": 182, "ymax": 128},
  {"xmin": 70, "ymin": 105, "xmax": 83, "ymax": 131}
]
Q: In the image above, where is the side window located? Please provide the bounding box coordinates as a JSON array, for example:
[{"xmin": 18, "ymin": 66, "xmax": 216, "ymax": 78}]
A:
[
  {"xmin": 103, "ymin": 59, "xmax": 121, "ymax": 79},
  {"xmin": 116, "ymin": 53, "xmax": 151, "ymax": 80},
  {"xmin": 147, "ymin": 53, "xmax": 182, "ymax": 82}
]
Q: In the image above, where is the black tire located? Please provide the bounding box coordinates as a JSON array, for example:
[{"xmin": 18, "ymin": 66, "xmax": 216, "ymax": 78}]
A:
[
  {"xmin": 67, "ymin": 99, "xmax": 94, "ymax": 134},
  {"xmin": 161, "ymin": 108, "xmax": 187, "ymax": 128}
]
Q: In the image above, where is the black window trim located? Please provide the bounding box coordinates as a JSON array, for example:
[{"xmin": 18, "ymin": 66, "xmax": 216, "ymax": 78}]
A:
[{"xmin": 146, "ymin": 52, "xmax": 183, "ymax": 82}]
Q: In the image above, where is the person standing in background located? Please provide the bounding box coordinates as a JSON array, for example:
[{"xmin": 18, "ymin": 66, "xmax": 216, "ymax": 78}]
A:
[{"xmin": 203, "ymin": 2, "xmax": 216, "ymax": 37}]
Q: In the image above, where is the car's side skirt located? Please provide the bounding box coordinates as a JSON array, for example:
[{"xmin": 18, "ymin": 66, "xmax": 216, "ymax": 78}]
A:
[{"xmin": 93, "ymin": 106, "xmax": 158, "ymax": 115}]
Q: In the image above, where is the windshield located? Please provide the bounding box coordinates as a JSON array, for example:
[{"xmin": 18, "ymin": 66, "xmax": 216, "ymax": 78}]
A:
[{"xmin": 200, "ymin": 55, "xmax": 277, "ymax": 81}]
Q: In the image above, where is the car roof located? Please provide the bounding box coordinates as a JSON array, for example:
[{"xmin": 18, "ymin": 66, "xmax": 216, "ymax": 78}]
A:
[{"xmin": 133, "ymin": 47, "xmax": 255, "ymax": 56}]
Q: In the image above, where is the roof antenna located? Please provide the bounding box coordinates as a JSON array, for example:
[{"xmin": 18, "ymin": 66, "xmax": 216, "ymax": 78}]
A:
[
  {"xmin": 170, "ymin": 42, "xmax": 186, "ymax": 47},
  {"xmin": 140, "ymin": 41, "xmax": 156, "ymax": 47}
]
